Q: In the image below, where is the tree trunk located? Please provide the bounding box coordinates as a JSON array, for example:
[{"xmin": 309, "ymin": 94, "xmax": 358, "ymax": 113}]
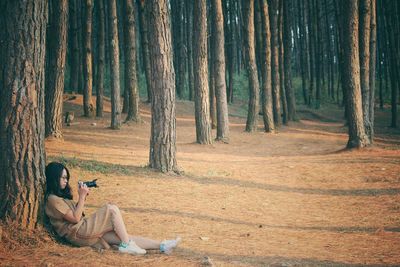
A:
[
  {"xmin": 359, "ymin": 0, "xmax": 372, "ymax": 141},
  {"xmin": 244, "ymin": 0, "xmax": 260, "ymax": 132},
  {"xmin": 369, "ymin": 0, "xmax": 376, "ymax": 140},
  {"xmin": 83, "ymin": 0, "xmax": 94, "ymax": 117},
  {"xmin": 376, "ymin": 0, "xmax": 384, "ymax": 110},
  {"xmin": 209, "ymin": 5, "xmax": 217, "ymax": 130},
  {"xmin": 171, "ymin": 0, "xmax": 185, "ymax": 99},
  {"xmin": 91, "ymin": 3, "xmax": 97, "ymax": 95},
  {"xmin": 177, "ymin": 1, "xmax": 186, "ymax": 100},
  {"xmin": 45, "ymin": 0, "xmax": 68, "ymax": 138},
  {"xmin": 278, "ymin": 0, "xmax": 288, "ymax": 125},
  {"xmin": 123, "ymin": 0, "xmax": 141, "ymax": 123},
  {"xmin": 299, "ymin": 0, "xmax": 309, "ymax": 105},
  {"xmin": 259, "ymin": 0, "xmax": 275, "ymax": 133},
  {"xmin": 307, "ymin": 0, "xmax": 315, "ymax": 107},
  {"xmin": 324, "ymin": 0, "xmax": 335, "ymax": 101},
  {"xmin": 96, "ymin": 0, "xmax": 105, "ymax": 117},
  {"xmin": 334, "ymin": 0, "xmax": 349, "ymax": 119},
  {"xmin": 283, "ymin": 0, "xmax": 296, "ymax": 121},
  {"xmin": 146, "ymin": 0, "xmax": 178, "ymax": 172},
  {"xmin": 0, "ymin": 0, "xmax": 47, "ymax": 229},
  {"xmin": 186, "ymin": 0, "xmax": 195, "ymax": 101},
  {"xmin": 108, "ymin": 0, "xmax": 121, "ymax": 129},
  {"xmin": 77, "ymin": 0, "xmax": 84, "ymax": 94},
  {"xmin": 383, "ymin": 0, "xmax": 399, "ymax": 128},
  {"xmin": 254, "ymin": 0, "xmax": 263, "ymax": 83},
  {"xmin": 227, "ymin": 0, "xmax": 236, "ymax": 104},
  {"xmin": 269, "ymin": 0, "xmax": 281, "ymax": 126},
  {"xmin": 137, "ymin": 0, "xmax": 152, "ymax": 103},
  {"xmin": 212, "ymin": 0, "xmax": 230, "ymax": 142},
  {"xmin": 70, "ymin": 0, "xmax": 80, "ymax": 93},
  {"xmin": 315, "ymin": 0, "xmax": 322, "ymax": 109},
  {"xmin": 236, "ymin": 0, "xmax": 242, "ymax": 76},
  {"xmin": 193, "ymin": 0, "xmax": 212, "ymax": 144},
  {"xmin": 341, "ymin": 0, "xmax": 370, "ymax": 148}
]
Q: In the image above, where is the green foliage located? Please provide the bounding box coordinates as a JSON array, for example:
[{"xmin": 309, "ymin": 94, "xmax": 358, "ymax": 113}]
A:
[
  {"xmin": 137, "ymin": 72, "xmax": 148, "ymax": 100},
  {"xmin": 232, "ymin": 72, "xmax": 249, "ymax": 101},
  {"xmin": 291, "ymin": 76, "xmax": 303, "ymax": 102}
]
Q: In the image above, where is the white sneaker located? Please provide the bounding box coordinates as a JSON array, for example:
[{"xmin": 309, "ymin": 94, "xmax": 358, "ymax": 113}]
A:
[
  {"xmin": 119, "ymin": 240, "xmax": 146, "ymax": 255},
  {"xmin": 160, "ymin": 237, "xmax": 181, "ymax": 254}
]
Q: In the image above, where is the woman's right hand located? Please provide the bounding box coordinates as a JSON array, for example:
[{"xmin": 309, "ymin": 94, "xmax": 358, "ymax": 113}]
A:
[{"xmin": 78, "ymin": 182, "xmax": 90, "ymax": 199}]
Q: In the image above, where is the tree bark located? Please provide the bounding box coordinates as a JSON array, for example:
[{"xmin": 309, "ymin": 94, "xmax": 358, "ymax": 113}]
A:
[
  {"xmin": 334, "ymin": 0, "xmax": 349, "ymax": 119},
  {"xmin": 146, "ymin": 0, "xmax": 178, "ymax": 172},
  {"xmin": 193, "ymin": 0, "xmax": 212, "ymax": 144},
  {"xmin": 236, "ymin": 0, "xmax": 242, "ymax": 76},
  {"xmin": 359, "ymin": 0, "xmax": 372, "ymax": 141},
  {"xmin": 77, "ymin": 0, "xmax": 84, "ymax": 94},
  {"xmin": 120, "ymin": 1, "xmax": 128, "ymax": 115},
  {"xmin": 324, "ymin": 0, "xmax": 335, "ymax": 101},
  {"xmin": 186, "ymin": 0, "xmax": 195, "ymax": 101},
  {"xmin": 83, "ymin": 0, "xmax": 94, "ymax": 117},
  {"xmin": 137, "ymin": 0, "xmax": 152, "ymax": 103},
  {"xmin": 259, "ymin": 0, "xmax": 275, "ymax": 133},
  {"xmin": 283, "ymin": 0, "xmax": 296, "ymax": 121},
  {"xmin": 278, "ymin": 0, "xmax": 288, "ymax": 125},
  {"xmin": 315, "ymin": 0, "xmax": 322, "ymax": 109},
  {"xmin": 70, "ymin": 0, "xmax": 80, "ymax": 93},
  {"xmin": 177, "ymin": 1, "xmax": 186, "ymax": 100},
  {"xmin": 209, "ymin": 5, "xmax": 217, "ymax": 130},
  {"xmin": 45, "ymin": 0, "xmax": 68, "ymax": 138},
  {"xmin": 212, "ymin": 0, "xmax": 230, "ymax": 142},
  {"xmin": 369, "ymin": 0, "xmax": 376, "ymax": 139},
  {"xmin": 383, "ymin": 0, "xmax": 399, "ymax": 128},
  {"xmin": 123, "ymin": 0, "xmax": 141, "ymax": 123},
  {"xmin": 171, "ymin": 0, "xmax": 185, "ymax": 99},
  {"xmin": 244, "ymin": 0, "xmax": 260, "ymax": 132},
  {"xmin": 307, "ymin": 0, "xmax": 315, "ymax": 107},
  {"xmin": 227, "ymin": 0, "xmax": 236, "ymax": 104},
  {"xmin": 95, "ymin": 0, "xmax": 105, "ymax": 117},
  {"xmin": 0, "ymin": 0, "xmax": 47, "ymax": 229},
  {"xmin": 341, "ymin": 0, "xmax": 370, "ymax": 148},
  {"xmin": 254, "ymin": 0, "xmax": 263, "ymax": 82},
  {"xmin": 108, "ymin": 0, "xmax": 121, "ymax": 129},
  {"xmin": 299, "ymin": 0, "xmax": 309, "ymax": 105},
  {"xmin": 269, "ymin": 0, "xmax": 281, "ymax": 126}
]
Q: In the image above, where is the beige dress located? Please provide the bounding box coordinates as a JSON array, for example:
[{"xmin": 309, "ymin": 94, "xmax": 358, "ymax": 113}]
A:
[{"xmin": 45, "ymin": 194, "xmax": 114, "ymax": 248}]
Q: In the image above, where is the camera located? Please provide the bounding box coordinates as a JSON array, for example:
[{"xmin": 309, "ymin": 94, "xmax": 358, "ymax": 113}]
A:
[{"xmin": 79, "ymin": 179, "xmax": 99, "ymax": 188}]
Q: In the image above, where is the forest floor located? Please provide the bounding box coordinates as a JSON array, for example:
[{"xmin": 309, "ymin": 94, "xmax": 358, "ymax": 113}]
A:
[{"xmin": 1, "ymin": 95, "xmax": 400, "ymax": 266}]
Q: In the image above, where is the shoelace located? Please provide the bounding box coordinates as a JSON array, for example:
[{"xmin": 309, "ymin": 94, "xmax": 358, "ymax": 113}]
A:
[
  {"xmin": 160, "ymin": 243, "xmax": 166, "ymax": 252},
  {"xmin": 119, "ymin": 242, "xmax": 129, "ymax": 249}
]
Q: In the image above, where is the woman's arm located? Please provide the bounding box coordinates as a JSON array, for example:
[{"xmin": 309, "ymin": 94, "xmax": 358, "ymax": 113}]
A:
[{"xmin": 63, "ymin": 183, "xmax": 89, "ymax": 224}]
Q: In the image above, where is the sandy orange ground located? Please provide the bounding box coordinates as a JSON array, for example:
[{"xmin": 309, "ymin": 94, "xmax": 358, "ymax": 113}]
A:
[{"xmin": 1, "ymin": 95, "xmax": 400, "ymax": 266}]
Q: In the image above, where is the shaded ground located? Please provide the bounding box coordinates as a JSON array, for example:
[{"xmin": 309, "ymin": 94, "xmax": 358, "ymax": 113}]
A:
[{"xmin": 1, "ymin": 96, "xmax": 400, "ymax": 266}]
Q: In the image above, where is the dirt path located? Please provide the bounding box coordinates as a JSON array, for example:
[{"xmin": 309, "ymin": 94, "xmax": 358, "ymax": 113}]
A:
[{"xmin": 2, "ymin": 97, "xmax": 400, "ymax": 266}]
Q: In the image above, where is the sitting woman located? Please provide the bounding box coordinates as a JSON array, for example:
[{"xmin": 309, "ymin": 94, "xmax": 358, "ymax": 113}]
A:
[{"xmin": 45, "ymin": 162, "xmax": 180, "ymax": 255}]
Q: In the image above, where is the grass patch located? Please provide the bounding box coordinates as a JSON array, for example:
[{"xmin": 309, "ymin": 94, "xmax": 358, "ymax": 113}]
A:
[{"xmin": 47, "ymin": 155, "xmax": 147, "ymax": 176}]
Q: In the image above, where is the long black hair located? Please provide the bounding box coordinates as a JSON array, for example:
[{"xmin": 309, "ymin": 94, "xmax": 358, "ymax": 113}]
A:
[{"xmin": 45, "ymin": 162, "xmax": 73, "ymax": 200}]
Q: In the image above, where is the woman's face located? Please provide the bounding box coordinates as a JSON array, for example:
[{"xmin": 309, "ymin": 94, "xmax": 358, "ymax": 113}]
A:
[{"xmin": 59, "ymin": 169, "xmax": 68, "ymax": 190}]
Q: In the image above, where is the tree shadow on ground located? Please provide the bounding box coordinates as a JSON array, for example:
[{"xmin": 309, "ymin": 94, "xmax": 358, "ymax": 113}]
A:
[
  {"xmin": 50, "ymin": 156, "xmax": 400, "ymax": 197},
  {"xmin": 84, "ymin": 203, "xmax": 400, "ymax": 235},
  {"xmin": 176, "ymin": 247, "xmax": 392, "ymax": 267}
]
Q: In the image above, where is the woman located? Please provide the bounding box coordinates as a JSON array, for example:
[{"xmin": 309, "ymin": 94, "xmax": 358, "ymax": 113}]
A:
[{"xmin": 45, "ymin": 162, "xmax": 180, "ymax": 255}]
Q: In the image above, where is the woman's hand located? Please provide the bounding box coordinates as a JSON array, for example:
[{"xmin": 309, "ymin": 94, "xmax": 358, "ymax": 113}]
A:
[
  {"xmin": 63, "ymin": 182, "xmax": 88, "ymax": 224},
  {"xmin": 78, "ymin": 182, "xmax": 90, "ymax": 199}
]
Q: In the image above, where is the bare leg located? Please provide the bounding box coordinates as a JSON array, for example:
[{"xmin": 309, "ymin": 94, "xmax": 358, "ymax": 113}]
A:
[
  {"xmin": 107, "ymin": 204, "xmax": 130, "ymax": 243},
  {"xmin": 102, "ymin": 231, "xmax": 121, "ymax": 245},
  {"xmin": 129, "ymin": 236, "xmax": 160, "ymax": 250},
  {"xmin": 102, "ymin": 231, "xmax": 161, "ymax": 250}
]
